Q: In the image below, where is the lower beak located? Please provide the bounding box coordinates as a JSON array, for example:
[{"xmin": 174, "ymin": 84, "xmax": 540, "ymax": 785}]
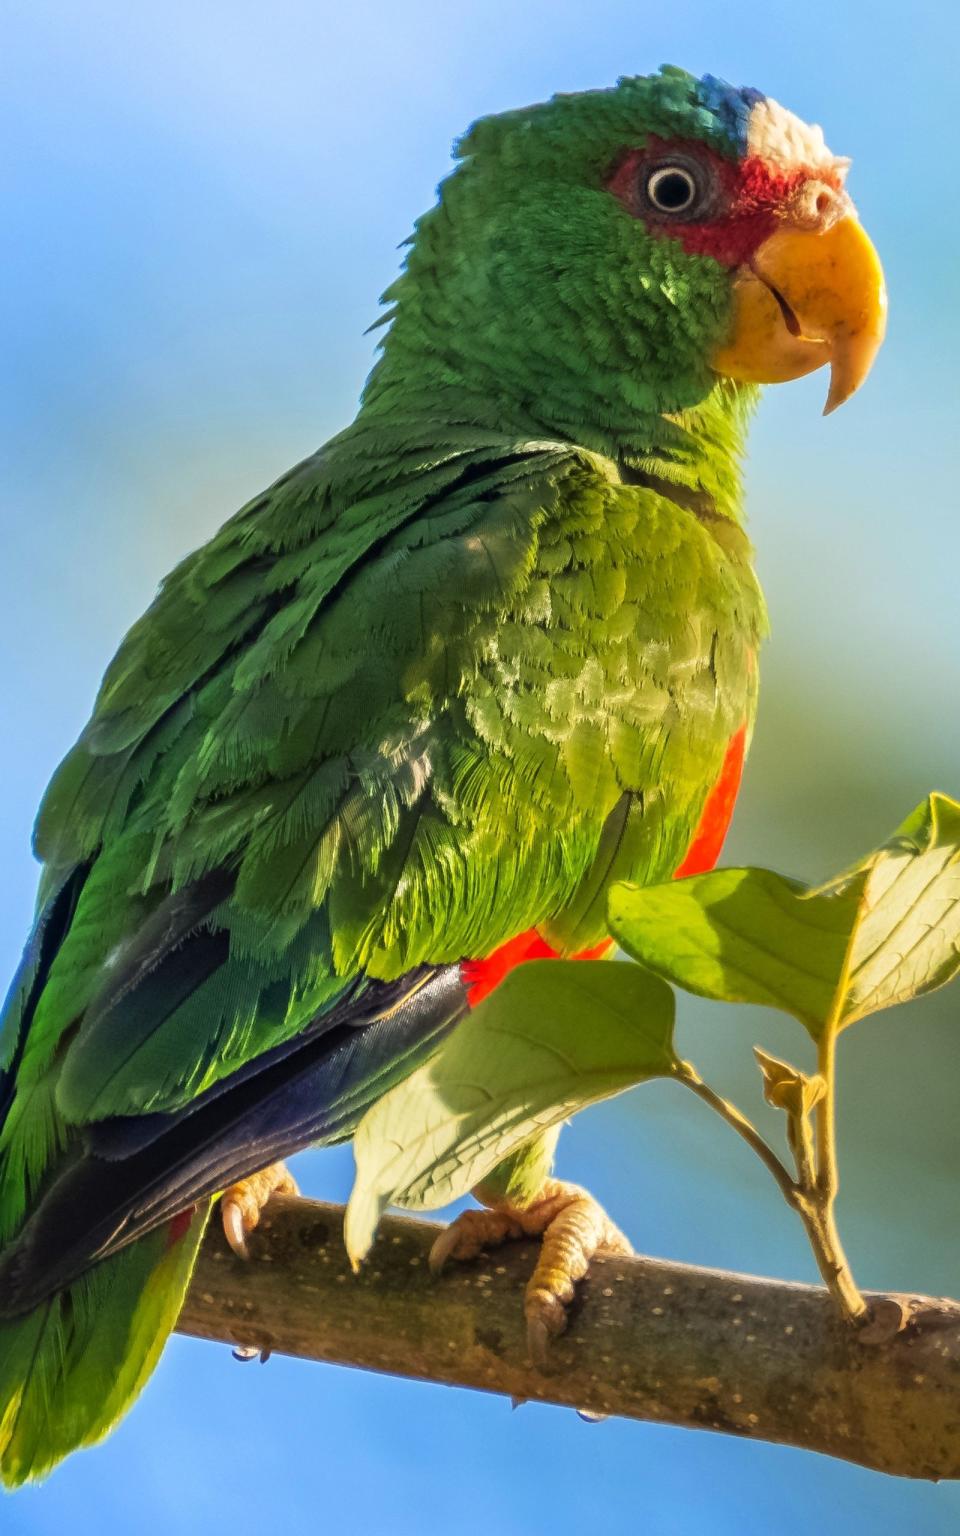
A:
[{"xmin": 710, "ymin": 215, "xmax": 887, "ymax": 414}]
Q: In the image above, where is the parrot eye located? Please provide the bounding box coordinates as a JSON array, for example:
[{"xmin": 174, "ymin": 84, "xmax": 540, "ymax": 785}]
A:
[
  {"xmin": 609, "ymin": 144, "xmax": 724, "ymax": 228},
  {"xmin": 644, "ymin": 164, "xmax": 700, "ymax": 215}
]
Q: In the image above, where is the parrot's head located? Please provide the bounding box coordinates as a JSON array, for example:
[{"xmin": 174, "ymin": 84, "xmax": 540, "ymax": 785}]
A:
[{"xmin": 367, "ymin": 67, "xmax": 886, "ymax": 444}]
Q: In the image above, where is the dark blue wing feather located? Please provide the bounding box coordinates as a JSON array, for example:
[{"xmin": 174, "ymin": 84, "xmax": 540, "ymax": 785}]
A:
[{"xmin": 0, "ymin": 963, "xmax": 467, "ymax": 1316}]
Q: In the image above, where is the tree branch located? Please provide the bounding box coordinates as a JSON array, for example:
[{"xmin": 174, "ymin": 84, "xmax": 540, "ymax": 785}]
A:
[{"xmin": 176, "ymin": 1195, "xmax": 960, "ymax": 1481}]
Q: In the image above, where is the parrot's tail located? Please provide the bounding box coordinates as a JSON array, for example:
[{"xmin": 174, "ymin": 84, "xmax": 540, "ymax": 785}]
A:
[{"xmin": 0, "ymin": 1204, "xmax": 209, "ymax": 1488}]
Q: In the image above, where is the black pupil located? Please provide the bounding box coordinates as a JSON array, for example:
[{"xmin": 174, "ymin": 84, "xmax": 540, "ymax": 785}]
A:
[{"xmin": 652, "ymin": 171, "xmax": 693, "ymax": 210}]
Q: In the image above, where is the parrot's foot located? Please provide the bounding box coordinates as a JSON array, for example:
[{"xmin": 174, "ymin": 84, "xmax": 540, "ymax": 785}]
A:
[
  {"xmin": 429, "ymin": 1179, "xmax": 632, "ymax": 1366},
  {"xmin": 220, "ymin": 1162, "xmax": 299, "ymax": 1260}
]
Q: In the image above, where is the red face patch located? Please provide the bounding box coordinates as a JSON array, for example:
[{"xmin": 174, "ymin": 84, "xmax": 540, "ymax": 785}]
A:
[{"xmin": 607, "ymin": 136, "xmax": 838, "ymax": 268}]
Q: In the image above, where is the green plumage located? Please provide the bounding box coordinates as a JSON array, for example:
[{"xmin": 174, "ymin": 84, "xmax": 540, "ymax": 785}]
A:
[
  {"xmin": 0, "ymin": 66, "xmax": 770, "ymax": 1484},
  {"xmin": 0, "ymin": 1208, "xmax": 208, "ymax": 1486}
]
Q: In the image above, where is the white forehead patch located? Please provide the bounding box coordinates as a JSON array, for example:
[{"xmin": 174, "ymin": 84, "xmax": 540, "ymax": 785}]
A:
[{"xmin": 747, "ymin": 96, "xmax": 850, "ymax": 177}]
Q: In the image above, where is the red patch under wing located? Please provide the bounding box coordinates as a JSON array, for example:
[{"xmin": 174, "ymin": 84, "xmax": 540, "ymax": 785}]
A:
[
  {"xmin": 674, "ymin": 724, "xmax": 746, "ymax": 878},
  {"xmin": 460, "ymin": 725, "xmax": 747, "ymax": 1007},
  {"xmin": 462, "ymin": 932, "xmax": 613, "ymax": 1009}
]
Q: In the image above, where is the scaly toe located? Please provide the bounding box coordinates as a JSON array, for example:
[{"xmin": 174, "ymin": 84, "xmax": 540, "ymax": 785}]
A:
[
  {"xmin": 429, "ymin": 1208, "xmax": 524, "ymax": 1273},
  {"xmin": 520, "ymin": 1179, "xmax": 632, "ymax": 1367},
  {"xmin": 432, "ymin": 1180, "xmax": 631, "ymax": 1369}
]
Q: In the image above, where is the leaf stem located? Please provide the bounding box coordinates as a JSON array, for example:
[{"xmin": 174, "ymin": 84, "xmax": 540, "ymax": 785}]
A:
[
  {"xmin": 815, "ymin": 1026, "xmax": 839, "ymax": 1200},
  {"xmin": 677, "ymin": 1065, "xmax": 798, "ymax": 1206},
  {"xmin": 786, "ymin": 1104, "xmax": 818, "ymax": 1193}
]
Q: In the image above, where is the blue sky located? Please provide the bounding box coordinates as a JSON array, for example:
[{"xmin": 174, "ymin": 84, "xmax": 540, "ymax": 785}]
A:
[{"xmin": 3, "ymin": 2, "xmax": 959, "ymax": 1532}]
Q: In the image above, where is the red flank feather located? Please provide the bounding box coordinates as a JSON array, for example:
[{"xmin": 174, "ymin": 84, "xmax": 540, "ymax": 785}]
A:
[{"xmin": 462, "ymin": 725, "xmax": 746, "ymax": 1007}]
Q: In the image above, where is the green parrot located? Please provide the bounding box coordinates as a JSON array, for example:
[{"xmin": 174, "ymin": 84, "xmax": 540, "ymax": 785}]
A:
[{"xmin": 0, "ymin": 66, "xmax": 885, "ymax": 1485}]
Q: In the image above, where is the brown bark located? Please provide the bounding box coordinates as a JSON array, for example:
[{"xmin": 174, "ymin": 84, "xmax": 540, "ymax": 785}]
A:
[{"xmin": 175, "ymin": 1195, "xmax": 960, "ymax": 1480}]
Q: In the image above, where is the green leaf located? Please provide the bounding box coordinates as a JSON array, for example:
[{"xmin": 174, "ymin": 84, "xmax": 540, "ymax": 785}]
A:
[
  {"xmin": 610, "ymin": 865, "xmax": 859, "ymax": 1032},
  {"xmin": 838, "ymin": 792, "xmax": 960, "ymax": 1023},
  {"xmin": 608, "ymin": 792, "xmax": 960, "ymax": 1041},
  {"xmin": 344, "ymin": 958, "xmax": 677, "ymax": 1266}
]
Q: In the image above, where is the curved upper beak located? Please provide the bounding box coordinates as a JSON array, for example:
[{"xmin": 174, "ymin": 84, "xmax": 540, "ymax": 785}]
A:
[{"xmin": 711, "ymin": 216, "xmax": 887, "ymax": 414}]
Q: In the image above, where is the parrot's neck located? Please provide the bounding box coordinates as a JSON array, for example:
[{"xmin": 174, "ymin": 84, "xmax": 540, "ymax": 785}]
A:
[{"xmin": 359, "ymin": 316, "xmax": 756, "ymax": 527}]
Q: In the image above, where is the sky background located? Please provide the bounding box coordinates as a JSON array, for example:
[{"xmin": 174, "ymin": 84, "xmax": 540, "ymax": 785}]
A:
[{"xmin": 2, "ymin": 1, "xmax": 959, "ymax": 1532}]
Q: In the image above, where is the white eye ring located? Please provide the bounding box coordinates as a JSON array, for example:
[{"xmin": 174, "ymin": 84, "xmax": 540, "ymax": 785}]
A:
[{"xmin": 645, "ymin": 165, "xmax": 698, "ymax": 214}]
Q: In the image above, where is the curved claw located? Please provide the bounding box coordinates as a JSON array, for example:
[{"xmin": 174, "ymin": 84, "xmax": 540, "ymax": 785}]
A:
[
  {"xmin": 428, "ymin": 1226, "xmax": 460, "ymax": 1274},
  {"xmin": 219, "ymin": 1160, "xmax": 298, "ymax": 1261},
  {"xmin": 221, "ymin": 1199, "xmax": 251, "ymax": 1261},
  {"xmin": 526, "ymin": 1289, "xmax": 568, "ymax": 1368},
  {"xmin": 526, "ymin": 1314, "xmax": 552, "ymax": 1370}
]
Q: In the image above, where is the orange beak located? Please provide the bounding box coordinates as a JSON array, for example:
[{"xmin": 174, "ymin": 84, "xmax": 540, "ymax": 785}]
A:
[{"xmin": 711, "ymin": 216, "xmax": 887, "ymax": 414}]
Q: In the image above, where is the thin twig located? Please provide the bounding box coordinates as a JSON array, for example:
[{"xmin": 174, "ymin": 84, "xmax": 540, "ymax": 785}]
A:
[
  {"xmin": 677, "ymin": 1049, "xmax": 867, "ymax": 1325},
  {"xmin": 803, "ymin": 1026, "xmax": 867, "ymax": 1321}
]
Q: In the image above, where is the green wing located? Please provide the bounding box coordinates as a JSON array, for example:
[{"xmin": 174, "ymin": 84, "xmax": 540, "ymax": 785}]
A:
[{"xmin": 1, "ymin": 428, "xmax": 587, "ymax": 1232}]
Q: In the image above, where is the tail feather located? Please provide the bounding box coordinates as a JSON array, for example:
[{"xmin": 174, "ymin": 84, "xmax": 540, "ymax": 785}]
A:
[{"xmin": 0, "ymin": 1203, "xmax": 209, "ymax": 1488}]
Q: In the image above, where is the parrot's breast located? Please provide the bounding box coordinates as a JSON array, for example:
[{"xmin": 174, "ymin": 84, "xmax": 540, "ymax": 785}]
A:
[{"xmin": 436, "ymin": 466, "xmax": 764, "ymax": 962}]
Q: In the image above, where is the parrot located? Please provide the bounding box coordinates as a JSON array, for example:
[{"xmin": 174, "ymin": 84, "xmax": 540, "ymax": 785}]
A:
[{"xmin": 0, "ymin": 65, "xmax": 886, "ymax": 1486}]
